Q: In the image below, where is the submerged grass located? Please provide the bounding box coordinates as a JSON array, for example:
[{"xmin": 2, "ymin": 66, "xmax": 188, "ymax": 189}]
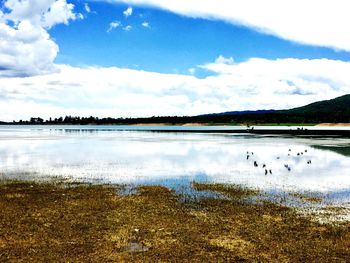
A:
[
  {"xmin": 0, "ymin": 181, "xmax": 349, "ymax": 262},
  {"xmin": 192, "ymin": 182, "xmax": 260, "ymax": 200},
  {"xmin": 289, "ymin": 191, "xmax": 324, "ymax": 204}
]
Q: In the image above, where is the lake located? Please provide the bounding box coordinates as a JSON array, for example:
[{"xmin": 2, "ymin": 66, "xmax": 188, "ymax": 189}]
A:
[{"xmin": 0, "ymin": 125, "xmax": 350, "ymax": 205}]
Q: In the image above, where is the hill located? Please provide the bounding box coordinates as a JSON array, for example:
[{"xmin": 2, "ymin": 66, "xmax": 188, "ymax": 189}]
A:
[
  {"xmin": 201, "ymin": 94, "xmax": 350, "ymax": 124},
  {"xmin": 283, "ymin": 94, "xmax": 350, "ymax": 115},
  {"xmin": 276, "ymin": 94, "xmax": 350, "ymax": 123}
]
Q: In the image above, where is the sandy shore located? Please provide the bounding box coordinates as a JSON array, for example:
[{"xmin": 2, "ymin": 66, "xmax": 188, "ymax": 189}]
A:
[
  {"xmin": 132, "ymin": 122, "xmax": 350, "ymax": 127},
  {"xmin": 0, "ymin": 181, "xmax": 348, "ymax": 262},
  {"xmin": 316, "ymin": 123, "xmax": 350, "ymax": 126}
]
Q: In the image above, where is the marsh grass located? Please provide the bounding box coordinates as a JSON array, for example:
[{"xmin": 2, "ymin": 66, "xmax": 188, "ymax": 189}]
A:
[
  {"xmin": 192, "ymin": 182, "xmax": 260, "ymax": 200},
  {"xmin": 0, "ymin": 181, "xmax": 348, "ymax": 262},
  {"xmin": 289, "ymin": 191, "xmax": 324, "ymax": 204}
]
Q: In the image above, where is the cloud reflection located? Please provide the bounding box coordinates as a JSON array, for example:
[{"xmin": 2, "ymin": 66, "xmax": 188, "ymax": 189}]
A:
[{"xmin": 0, "ymin": 127, "xmax": 349, "ymax": 201}]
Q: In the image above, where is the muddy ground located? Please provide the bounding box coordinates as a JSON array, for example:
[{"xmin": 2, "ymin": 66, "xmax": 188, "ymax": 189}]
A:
[{"xmin": 0, "ymin": 181, "xmax": 349, "ymax": 262}]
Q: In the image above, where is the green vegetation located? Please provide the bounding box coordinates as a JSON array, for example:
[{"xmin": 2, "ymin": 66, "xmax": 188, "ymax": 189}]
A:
[
  {"xmin": 277, "ymin": 94, "xmax": 350, "ymax": 123},
  {"xmin": 312, "ymin": 145, "xmax": 350, "ymax": 157},
  {"xmin": 286, "ymin": 94, "xmax": 350, "ymax": 115},
  {"xmin": 0, "ymin": 181, "xmax": 349, "ymax": 261}
]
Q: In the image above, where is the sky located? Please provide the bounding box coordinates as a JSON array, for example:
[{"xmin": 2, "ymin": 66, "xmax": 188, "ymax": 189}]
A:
[{"xmin": 1, "ymin": 0, "xmax": 350, "ymax": 121}]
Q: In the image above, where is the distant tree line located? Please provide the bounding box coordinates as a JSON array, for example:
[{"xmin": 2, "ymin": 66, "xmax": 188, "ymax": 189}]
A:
[
  {"xmin": 2, "ymin": 94, "xmax": 350, "ymax": 125},
  {"xmin": 1, "ymin": 94, "xmax": 349, "ymax": 125},
  {"xmin": 4, "ymin": 110, "xmax": 350, "ymax": 126}
]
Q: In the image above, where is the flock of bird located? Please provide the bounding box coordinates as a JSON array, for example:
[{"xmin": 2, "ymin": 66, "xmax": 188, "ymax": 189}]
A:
[{"xmin": 246, "ymin": 148, "xmax": 312, "ymax": 175}]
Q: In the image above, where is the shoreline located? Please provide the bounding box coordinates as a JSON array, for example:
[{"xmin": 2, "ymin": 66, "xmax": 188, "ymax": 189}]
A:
[
  {"xmin": 316, "ymin": 123, "xmax": 350, "ymax": 126},
  {"xmin": 0, "ymin": 180, "xmax": 349, "ymax": 261},
  {"xmin": 2, "ymin": 122, "xmax": 350, "ymax": 127},
  {"xmin": 1, "ymin": 123, "xmax": 350, "ymax": 137}
]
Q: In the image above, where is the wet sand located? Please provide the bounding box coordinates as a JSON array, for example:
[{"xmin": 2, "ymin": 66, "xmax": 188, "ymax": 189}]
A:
[{"xmin": 0, "ymin": 181, "xmax": 349, "ymax": 262}]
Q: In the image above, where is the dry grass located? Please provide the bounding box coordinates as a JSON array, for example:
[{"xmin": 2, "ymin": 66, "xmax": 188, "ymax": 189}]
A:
[{"xmin": 0, "ymin": 181, "xmax": 349, "ymax": 262}]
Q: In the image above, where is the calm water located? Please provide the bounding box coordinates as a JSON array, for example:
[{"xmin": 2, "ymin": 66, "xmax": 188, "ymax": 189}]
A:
[{"xmin": 0, "ymin": 125, "xmax": 350, "ymax": 204}]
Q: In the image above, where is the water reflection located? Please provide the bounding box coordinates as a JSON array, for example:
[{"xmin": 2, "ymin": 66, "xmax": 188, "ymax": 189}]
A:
[{"xmin": 0, "ymin": 126, "xmax": 349, "ymax": 204}]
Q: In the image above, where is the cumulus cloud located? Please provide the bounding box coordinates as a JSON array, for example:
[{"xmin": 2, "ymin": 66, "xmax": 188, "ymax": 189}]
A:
[
  {"xmin": 3, "ymin": 0, "xmax": 80, "ymax": 29},
  {"xmin": 0, "ymin": 0, "xmax": 79, "ymax": 77},
  {"xmin": 1, "ymin": 57, "xmax": 350, "ymax": 121},
  {"xmin": 0, "ymin": 20, "xmax": 59, "ymax": 77},
  {"xmin": 123, "ymin": 6, "xmax": 133, "ymax": 17},
  {"xmin": 106, "ymin": 0, "xmax": 350, "ymax": 52}
]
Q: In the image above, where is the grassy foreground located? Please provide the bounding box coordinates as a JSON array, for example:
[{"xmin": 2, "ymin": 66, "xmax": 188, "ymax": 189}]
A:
[{"xmin": 0, "ymin": 181, "xmax": 349, "ymax": 262}]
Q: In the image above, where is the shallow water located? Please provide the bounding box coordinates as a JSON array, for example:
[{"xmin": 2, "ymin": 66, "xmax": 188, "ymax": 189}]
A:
[{"xmin": 0, "ymin": 125, "xmax": 349, "ymax": 204}]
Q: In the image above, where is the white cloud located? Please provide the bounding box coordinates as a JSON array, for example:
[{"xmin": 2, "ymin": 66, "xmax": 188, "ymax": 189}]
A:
[
  {"xmin": 4, "ymin": 0, "xmax": 79, "ymax": 29},
  {"xmin": 188, "ymin": 68, "xmax": 196, "ymax": 75},
  {"xmin": 215, "ymin": 55, "xmax": 234, "ymax": 65},
  {"xmin": 0, "ymin": 20, "xmax": 59, "ymax": 77},
  {"xmin": 1, "ymin": 58, "xmax": 350, "ymax": 121},
  {"xmin": 123, "ymin": 25, "xmax": 132, "ymax": 31},
  {"xmin": 0, "ymin": 0, "xmax": 79, "ymax": 77},
  {"xmin": 42, "ymin": 0, "xmax": 81, "ymax": 29},
  {"xmin": 106, "ymin": 0, "xmax": 350, "ymax": 52},
  {"xmin": 141, "ymin": 21, "xmax": 150, "ymax": 28},
  {"xmin": 107, "ymin": 20, "xmax": 121, "ymax": 32},
  {"xmin": 84, "ymin": 3, "xmax": 91, "ymax": 13},
  {"xmin": 123, "ymin": 6, "xmax": 133, "ymax": 17},
  {"xmin": 199, "ymin": 56, "xmax": 350, "ymax": 110}
]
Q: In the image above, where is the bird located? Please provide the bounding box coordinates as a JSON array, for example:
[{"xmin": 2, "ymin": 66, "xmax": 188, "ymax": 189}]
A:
[
  {"xmin": 254, "ymin": 161, "xmax": 258, "ymax": 167},
  {"xmin": 265, "ymin": 169, "xmax": 268, "ymax": 175},
  {"xmin": 247, "ymin": 155, "xmax": 250, "ymax": 160},
  {"xmin": 262, "ymin": 164, "xmax": 266, "ymax": 168},
  {"xmin": 269, "ymin": 169, "xmax": 272, "ymax": 174},
  {"xmin": 284, "ymin": 164, "xmax": 291, "ymax": 171}
]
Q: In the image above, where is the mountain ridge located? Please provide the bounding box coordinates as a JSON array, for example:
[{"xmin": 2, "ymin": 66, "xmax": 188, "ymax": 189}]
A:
[{"xmin": 202, "ymin": 94, "xmax": 350, "ymax": 117}]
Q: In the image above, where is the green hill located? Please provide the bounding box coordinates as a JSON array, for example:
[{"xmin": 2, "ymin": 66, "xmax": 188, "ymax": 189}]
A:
[
  {"xmin": 195, "ymin": 94, "xmax": 350, "ymax": 124},
  {"xmin": 284, "ymin": 94, "xmax": 350, "ymax": 115},
  {"xmin": 278, "ymin": 94, "xmax": 350, "ymax": 123}
]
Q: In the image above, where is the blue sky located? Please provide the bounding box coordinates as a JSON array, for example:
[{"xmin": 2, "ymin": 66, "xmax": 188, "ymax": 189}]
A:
[
  {"xmin": 51, "ymin": 1, "xmax": 350, "ymax": 74},
  {"xmin": 1, "ymin": 0, "xmax": 350, "ymax": 120}
]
